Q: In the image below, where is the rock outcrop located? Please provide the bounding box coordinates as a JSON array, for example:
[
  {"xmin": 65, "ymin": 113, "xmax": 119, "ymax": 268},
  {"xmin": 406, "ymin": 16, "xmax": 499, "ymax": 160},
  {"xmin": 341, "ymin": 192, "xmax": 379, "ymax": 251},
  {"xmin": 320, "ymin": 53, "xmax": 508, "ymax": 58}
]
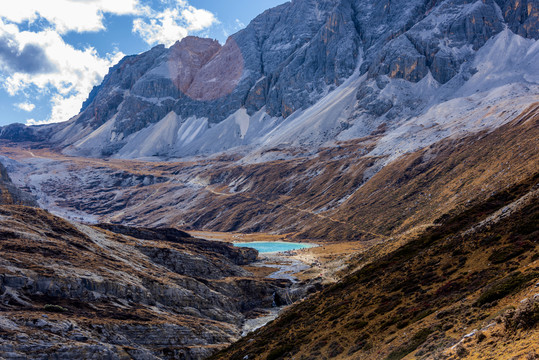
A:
[
  {"xmin": 96, "ymin": 224, "xmax": 258, "ymax": 265},
  {"xmin": 0, "ymin": 161, "xmax": 37, "ymax": 206},
  {"xmin": 0, "ymin": 206, "xmax": 290, "ymax": 359}
]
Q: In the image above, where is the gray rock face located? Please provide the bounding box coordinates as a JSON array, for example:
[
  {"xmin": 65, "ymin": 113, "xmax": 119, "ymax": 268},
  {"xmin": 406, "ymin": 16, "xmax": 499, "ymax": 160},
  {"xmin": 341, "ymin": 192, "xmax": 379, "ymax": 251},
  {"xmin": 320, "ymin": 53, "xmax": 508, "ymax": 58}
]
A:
[
  {"xmin": 246, "ymin": 0, "xmax": 361, "ymax": 118},
  {"xmin": 496, "ymin": 0, "xmax": 539, "ymax": 39},
  {"xmin": 1, "ymin": 0, "xmax": 536, "ymax": 158},
  {"xmin": 0, "ymin": 206, "xmax": 292, "ymax": 359},
  {"xmin": 0, "ymin": 162, "xmax": 38, "ymax": 206},
  {"xmin": 366, "ymin": 0, "xmax": 505, "ymax": 84},
  {"xmin": 0, "ymin": 123, "xmax": 44, "ymax": 142},
  {"xmin": 96, "ymin": 224, "xmax": 258, "ymax": 265}
]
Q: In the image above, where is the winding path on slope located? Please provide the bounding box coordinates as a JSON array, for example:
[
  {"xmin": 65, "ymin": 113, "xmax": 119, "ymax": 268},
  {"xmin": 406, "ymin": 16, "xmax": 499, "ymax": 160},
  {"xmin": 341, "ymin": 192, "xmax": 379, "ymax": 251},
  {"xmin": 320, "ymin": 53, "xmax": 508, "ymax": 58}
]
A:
[
  {"xmin": 18, "ymin": 147, "xmax": 387, "ymax": 239},
  {"xmin": 201, "ymin": 184, "xmax": 388, "ymax": 240}
]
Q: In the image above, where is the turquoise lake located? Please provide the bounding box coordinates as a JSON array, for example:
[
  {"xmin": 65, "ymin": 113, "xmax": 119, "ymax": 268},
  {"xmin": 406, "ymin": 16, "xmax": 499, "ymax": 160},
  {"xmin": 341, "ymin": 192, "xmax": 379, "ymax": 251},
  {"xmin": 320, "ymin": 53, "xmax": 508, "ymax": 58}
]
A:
[
  {"xmin": 233, "ymin": 241, "xmax": 315, "ymax": 253},
  {"xmin": 234, "ymin": 241, "xmax": 316, "ymax": 254}
]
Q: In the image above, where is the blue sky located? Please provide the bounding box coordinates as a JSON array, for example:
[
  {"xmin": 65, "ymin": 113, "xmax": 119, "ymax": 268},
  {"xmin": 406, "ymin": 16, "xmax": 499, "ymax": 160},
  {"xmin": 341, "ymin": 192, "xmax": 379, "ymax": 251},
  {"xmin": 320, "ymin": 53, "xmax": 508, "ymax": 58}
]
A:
[{"xmin": 0, "ymin": 0, "xmax": 287, "ymax": 127}]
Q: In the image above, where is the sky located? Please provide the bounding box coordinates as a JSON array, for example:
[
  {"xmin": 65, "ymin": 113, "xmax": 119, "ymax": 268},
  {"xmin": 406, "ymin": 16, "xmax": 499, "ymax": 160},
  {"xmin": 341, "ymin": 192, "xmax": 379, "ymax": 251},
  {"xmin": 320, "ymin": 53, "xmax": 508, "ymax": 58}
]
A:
[{"xmin": 0, "ymin": 0, "xmax": 288, "ymax": 127}]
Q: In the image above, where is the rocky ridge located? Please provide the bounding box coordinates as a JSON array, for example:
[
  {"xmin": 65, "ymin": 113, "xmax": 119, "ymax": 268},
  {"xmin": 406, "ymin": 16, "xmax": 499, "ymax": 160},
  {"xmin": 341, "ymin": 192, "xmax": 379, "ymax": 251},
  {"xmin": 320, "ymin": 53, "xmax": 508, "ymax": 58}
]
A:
[
  {"xmin": 0, "ymin": 161, "xmax": 37, "ymax": 206},
  {"xmin": 0, "ymin": 205, "xmax": 305, "ymax": 359},
  {"xmin": 0, "ymin": 0, "xmax": 536, "ymax": 160}
]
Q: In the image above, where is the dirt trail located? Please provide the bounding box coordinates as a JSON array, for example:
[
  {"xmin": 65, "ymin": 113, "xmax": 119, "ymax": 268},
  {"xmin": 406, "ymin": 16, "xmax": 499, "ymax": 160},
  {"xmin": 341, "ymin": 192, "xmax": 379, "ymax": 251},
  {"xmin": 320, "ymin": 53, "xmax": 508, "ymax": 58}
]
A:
[
  {"xmin": 16, "ymin": 146, "xmax": 386, "ymax": 239},
  {"xmin": 203, "ymin": 184, "xmax": 388, "ymax": 240}
]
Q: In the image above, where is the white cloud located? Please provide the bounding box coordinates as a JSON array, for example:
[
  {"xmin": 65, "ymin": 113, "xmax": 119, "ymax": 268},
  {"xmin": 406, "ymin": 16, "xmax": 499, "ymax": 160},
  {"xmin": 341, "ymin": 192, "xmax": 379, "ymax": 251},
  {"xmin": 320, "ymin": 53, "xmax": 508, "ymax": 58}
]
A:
[
  {"xmin": 0, "ymin": 0, "xmax": 140, "ymax": 34},
  {"xmin": 26, "ymin": 93, "xmax": 88, "ymax": 125},
  {"xmin": 0, "ymin": 0, "xmax": 219, "ymax": 125},
  {"xmin": 133, "ymin": 3, "xmax": 218, "ymax": 46},
  {"xmin": 133, "ymin": 9, "xmax": 188, "ymax": 47},
  {"xmin": 235, "ymin": 19, "xmax": 245, "ymax": 29},
  {"xmin": 181, "ymin": 6, "xmax": 216, "ymax": 31},
  {"xmin": 0, "ymin": 20, "xmax": 124, "ymax": 125},
  {"xmin": 15, "ymin": 102, "xmax": 35, "ymax": 112}
]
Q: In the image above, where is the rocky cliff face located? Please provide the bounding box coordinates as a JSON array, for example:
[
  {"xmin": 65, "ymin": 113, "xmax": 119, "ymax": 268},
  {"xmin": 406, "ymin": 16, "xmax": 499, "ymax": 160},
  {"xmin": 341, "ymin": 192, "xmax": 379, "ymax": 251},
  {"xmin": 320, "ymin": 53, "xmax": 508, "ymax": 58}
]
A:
[
  {"xmin": 2, "ymin": 0, "xmax": 536, "ymax": 159},
  {"xmin": 0, "ymin": 161, "xmax": 37, "ymax": 206},
  {"xmin": 0, "ymin": 206, "xmax": 294, "ymax": 359}
]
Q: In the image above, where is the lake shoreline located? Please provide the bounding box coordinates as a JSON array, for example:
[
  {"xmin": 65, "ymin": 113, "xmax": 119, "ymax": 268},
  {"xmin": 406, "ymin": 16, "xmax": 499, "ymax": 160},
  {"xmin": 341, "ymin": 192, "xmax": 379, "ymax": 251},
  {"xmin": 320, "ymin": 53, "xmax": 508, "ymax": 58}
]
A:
[{"xmin": 232, "ymin": 241, "xmax": 318, "ymax": 254}]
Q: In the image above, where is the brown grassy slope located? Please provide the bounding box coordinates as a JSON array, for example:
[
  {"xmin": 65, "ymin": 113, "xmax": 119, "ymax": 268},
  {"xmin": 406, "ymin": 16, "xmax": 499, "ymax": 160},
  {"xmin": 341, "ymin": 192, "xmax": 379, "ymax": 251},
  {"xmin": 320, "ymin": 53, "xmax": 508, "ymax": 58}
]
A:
[
  {"xmin": 164, "ymin": 139, "xmax": 382, "ymax": 239},
  {"xmin": 211, "ymin": 172, "xmax": 539, "ymax": 360},
  {"xmin": 126, "ymin": 104, "xmax": 539, "ymax": 241},
  {"xmin": 299, "ymin": 103, "xmax": 539, "ymax": 240}
]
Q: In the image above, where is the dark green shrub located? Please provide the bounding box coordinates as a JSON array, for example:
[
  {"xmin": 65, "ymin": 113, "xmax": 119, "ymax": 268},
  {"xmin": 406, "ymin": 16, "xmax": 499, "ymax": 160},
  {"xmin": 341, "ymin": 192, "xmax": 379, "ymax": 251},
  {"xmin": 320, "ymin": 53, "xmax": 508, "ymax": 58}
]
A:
[
  {"xmin": 266, "ymin": 345, "xmax": 294, "ymax": 360},
  {"xmin": 476, "ymin": 331, "xmax": 486, "ymax": 342},
  {"xmin": 328, "ymin": 341, "xmax": 344, "ymax": 357},
  {"xmin": 476, "ymin": 272, "xmax": 536, "ymax": 306},
  {"xmin": 488, "ymin": 241, "xmax": 534, "ymax": 264},
  {"xmin": 385, "ymin": 328, "xmax": 433, "ymax": 360},
  {"xmin": 396, "ymin": 320, "xmax": 410, "ymax": 329},
  {"xmin": 345, "ymin": 319, "xmax": 368, "ymax": 330},
  {"xmin": 374, "ymin": 298, "xmax": 402, "ymax": 315},
  {"xmin": 43, "ymin": 304, "xmax": 67, "ymax": 313}
]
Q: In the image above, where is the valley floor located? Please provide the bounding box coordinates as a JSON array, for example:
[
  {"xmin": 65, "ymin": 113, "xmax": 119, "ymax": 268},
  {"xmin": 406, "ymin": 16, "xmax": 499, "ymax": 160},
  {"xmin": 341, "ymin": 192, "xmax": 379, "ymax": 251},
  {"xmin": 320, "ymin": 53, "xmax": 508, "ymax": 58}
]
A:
[{"xmin": 190, "ymin": 230, "xmax": 371, "ymax": 284}]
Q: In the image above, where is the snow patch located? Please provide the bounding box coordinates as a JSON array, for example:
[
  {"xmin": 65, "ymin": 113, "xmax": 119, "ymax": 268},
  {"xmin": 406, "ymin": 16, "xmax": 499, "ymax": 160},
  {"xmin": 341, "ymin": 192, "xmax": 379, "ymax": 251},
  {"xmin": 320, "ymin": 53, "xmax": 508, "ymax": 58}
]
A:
[
  {"xmin": 116, "ymin": 112, "xmax": 181, "ymax": 158},
  {"xmin": 234, "ymin": 108, "xmax": 250, "ymax": 138},
  {"xmin": 260, "ymin": 71, "xmax": 365, "ymax": 148}
]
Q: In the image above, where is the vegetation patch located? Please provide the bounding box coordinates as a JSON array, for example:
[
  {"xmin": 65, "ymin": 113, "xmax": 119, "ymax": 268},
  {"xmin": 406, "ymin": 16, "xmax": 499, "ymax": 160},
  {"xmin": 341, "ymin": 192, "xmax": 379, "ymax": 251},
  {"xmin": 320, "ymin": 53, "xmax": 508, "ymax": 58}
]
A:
[
  {"xmin": 385, "ymin": 328, "xmax": 434, "ymax": 360},
  {"xmin": 375, "ymin": 297, "xmax": 402, "ymax": 315},
  {"xmin": 327, "ymin": 341, "xmax": 344, "ymax": 357},
  {"xmin": 475, "ymin": 271, "xmax": 537, "ymax": 306},
  {"xmin": 488, "ymin": 241, "xmax": 534, "ymax": 264},
  {"xmin": 43, "ymin": 304, "xmax": 68, "ymax": 313},
  {"xmin": 345, "ymin": 319, "xmax": 368, "ymax": 330},
  {"xmin": 266, "ymin": 344, "xmax": 294, "ymax": 360},
  {"xmin": 503, "ymin": 297, "xmax": 539, "ymax": 331}
]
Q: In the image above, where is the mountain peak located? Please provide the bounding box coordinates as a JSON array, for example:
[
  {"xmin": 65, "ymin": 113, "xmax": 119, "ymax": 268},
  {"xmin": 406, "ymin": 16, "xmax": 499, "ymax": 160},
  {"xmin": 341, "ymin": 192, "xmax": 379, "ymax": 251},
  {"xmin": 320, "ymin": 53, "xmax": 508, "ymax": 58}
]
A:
[
  {"xmin": 1, "ymin": 0, "xmax": 537, "ymax": 160},
  {"xmin": 171, "ymin": 35, "xmax": 221, "ymax": 53}
]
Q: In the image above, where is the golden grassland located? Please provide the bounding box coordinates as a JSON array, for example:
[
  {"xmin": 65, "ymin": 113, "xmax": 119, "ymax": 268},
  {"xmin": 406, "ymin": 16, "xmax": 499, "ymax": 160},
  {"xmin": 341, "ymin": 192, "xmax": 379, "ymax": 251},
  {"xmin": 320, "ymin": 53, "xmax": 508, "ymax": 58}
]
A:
[{"xmin": 211, "ymin": 170, "xmax": 539, "ymax": 359}]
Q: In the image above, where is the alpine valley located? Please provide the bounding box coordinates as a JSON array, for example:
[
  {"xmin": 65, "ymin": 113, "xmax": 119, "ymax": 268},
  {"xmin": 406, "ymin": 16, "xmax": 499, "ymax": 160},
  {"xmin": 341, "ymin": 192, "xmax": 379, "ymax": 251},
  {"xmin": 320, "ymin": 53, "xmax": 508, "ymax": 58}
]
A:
[{"xmin": 0, "ymin": 0, "xmax": 538, "ymax": 359}]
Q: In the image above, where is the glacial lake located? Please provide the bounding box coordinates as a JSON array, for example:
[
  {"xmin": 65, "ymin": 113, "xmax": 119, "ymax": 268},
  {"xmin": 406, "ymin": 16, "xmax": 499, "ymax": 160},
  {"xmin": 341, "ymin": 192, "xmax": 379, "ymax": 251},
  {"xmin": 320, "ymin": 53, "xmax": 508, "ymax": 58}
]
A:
[{"xmin": 233, "ymin": 241, "xmax": 316, "ymax": 253}]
